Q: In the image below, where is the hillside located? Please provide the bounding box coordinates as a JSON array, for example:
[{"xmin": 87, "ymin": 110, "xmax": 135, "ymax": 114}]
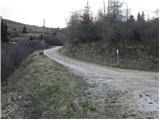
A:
[
  {"xmin": 4, "ymin": 18, "xmax": 58, "ymax": 33},
  {"xmin": 61, "ymin": 41, "xmax": 159, "ymax": 71}
]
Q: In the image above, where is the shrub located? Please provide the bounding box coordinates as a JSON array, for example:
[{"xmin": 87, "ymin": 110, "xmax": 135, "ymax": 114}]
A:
[
  {"xmin": 29, "ymin": 36, "xmax": 33, "ymax": 40},
  {"xmin": 22, "ymin": 26, "xmax": 27, "ymax": 33}
]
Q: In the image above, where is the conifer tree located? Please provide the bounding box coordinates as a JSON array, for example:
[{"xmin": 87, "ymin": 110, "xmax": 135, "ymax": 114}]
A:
[
  {"xmin": 22, "ymin": 26, "xmax": 27, "ymax": 33},
  {"xmin": 1, "ymin": 18, "xmax": 9, "ymax": 43}
]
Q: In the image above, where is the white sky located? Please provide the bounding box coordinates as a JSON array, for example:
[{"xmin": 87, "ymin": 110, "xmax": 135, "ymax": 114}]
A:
[{"xmin": 0, "ymin": 0, "xmax": 159, "ymax": 28}]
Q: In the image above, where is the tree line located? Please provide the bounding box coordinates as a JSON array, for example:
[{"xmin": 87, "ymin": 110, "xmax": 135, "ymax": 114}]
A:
[
  {"xmin": 1, "ymin": 18, "xmax": 28, "ymax": 43},
  {"xmin": 65, "ymin": 0, "xmax": 158, "ymax": 48},
  {"xmin": 62, "ymin": 0, "xmax": 158, "ymax": 70}
]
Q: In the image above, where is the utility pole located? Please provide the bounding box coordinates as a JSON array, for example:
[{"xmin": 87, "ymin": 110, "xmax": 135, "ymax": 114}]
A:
[
  {"xmin": 39, "ymin": 19, "xmax": 45, "ymax": 56},
  {"xmin": 103, "ymin": 0, "xmax": 106, "ymax": 15},
  {"xmin": 125, "ymin": 4, "xmax": 130, "ymax": 21},
  {"xmin": 42, "ymin": 19, "xmax": 45, "ymax": 46}
]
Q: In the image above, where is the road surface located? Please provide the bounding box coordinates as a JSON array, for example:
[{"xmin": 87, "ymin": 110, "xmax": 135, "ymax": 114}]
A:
[{"xmin": 44, "ymin": 46, "xmax": 159, "ymax": 118}]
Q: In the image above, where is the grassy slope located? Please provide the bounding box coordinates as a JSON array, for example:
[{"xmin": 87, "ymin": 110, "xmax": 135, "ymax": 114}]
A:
[
  {"xmin": 1, "ymin": 52, "xmax": 95, "ymax": 119},
  {"xmin": 4, "ymin": 18, "xmax": 56, "ymax": 33},
  {"xmin": 61, "ymin": 42, "xmax": 158, "ymax": 71}
]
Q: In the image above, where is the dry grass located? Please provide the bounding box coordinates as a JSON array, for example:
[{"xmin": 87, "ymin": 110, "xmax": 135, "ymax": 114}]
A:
[{"xmin": 1, "ymin": 52, "xmax": 96, "ymax": 118}]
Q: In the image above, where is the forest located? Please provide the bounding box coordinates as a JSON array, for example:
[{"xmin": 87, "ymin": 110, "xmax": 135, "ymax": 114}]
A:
[{"xmin": 61, "ymin": 0, "xmax": 159, "ymax": 71}]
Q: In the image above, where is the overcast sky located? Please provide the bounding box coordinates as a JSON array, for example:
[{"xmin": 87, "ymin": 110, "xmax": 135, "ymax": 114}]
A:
[{"xmin": 0, "ymin": 0, "xmax": 159, "ymax": 28}]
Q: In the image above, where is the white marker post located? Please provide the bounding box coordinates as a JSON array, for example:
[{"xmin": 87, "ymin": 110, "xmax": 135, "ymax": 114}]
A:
[{"xmin": 116, "ymin": 49, "xmax": 120, "ymax": 65}]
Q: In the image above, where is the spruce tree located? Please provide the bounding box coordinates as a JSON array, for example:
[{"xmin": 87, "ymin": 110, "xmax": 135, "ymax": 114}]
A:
[
  {"xmin": 137, "ymin": 12, "xmax": 145, "ymax": 22},
  {"xmin": 137, "ymin": 12, "xmax": 141, "ymax": 21},
  {"xmin": 1, "ymin": 19, "xmax": 9, "ymax": 43}
]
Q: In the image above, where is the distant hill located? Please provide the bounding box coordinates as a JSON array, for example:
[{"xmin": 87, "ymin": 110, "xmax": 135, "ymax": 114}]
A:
[{"xmin": 4, "ymin": 18, "xmax": 58, "ymax": 34}]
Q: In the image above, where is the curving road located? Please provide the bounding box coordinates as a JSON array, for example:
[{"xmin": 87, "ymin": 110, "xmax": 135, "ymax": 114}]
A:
[{"xmin": 44, "ymin": 46, "xmax": 159, "ymax": 118}]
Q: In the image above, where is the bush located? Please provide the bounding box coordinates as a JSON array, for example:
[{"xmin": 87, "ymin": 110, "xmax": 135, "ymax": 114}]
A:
[
  {"xmin": 1, "ymin": 39, "xmax": 49, "ymax": 85},
  {"xmin": 29, "ymin": 36, "xmax": 33, "ymax": 40},
  {"xmin": 8, "ymin": 31, "xmax": 19, "ymax": 38},
  {"xmin": 62, "ymin": 1, "xmax": 159, "ymax": 71},
  {"xmin": 1, "ymin": 43, "xmax": 30, "ymax": 83},
  {"xmin": 22, "ymin": 26, "xmax": 27, "ymax": 33},
  {"xmin": 45, "ymin": 35, "xmax": 63, "ymax": 46}
]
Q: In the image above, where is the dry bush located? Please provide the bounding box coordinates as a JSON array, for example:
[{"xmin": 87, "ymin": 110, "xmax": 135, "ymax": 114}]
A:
[{"xmin": 1, "ymin": 40, "xmax": 48, "ymax": 85}]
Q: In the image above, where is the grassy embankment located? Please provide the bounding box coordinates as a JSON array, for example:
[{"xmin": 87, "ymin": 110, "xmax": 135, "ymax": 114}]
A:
[
  {"xmin": 60, "ymin": 42, "xmax": 158, "ymax": 71},
  {"xmin": 2, "ymin": 52, "xmax": 93, "ymax": 118}
]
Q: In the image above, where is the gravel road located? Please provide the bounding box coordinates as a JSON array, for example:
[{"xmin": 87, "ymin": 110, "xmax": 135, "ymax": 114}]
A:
[{"xmin": 44, "ymin": 46, "xmax": 159, "ymax": 118}]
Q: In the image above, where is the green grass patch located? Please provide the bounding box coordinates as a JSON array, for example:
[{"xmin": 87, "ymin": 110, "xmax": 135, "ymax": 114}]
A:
[{"xmin": 3, "ymin": 51, "xmax": 93, "ymax": 118}]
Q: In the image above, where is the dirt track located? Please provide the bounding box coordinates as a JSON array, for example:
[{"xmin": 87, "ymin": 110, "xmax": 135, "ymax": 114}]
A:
[{"xmin": 44, "ymin": 46, "xmax": 159, "ymax": 118}]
